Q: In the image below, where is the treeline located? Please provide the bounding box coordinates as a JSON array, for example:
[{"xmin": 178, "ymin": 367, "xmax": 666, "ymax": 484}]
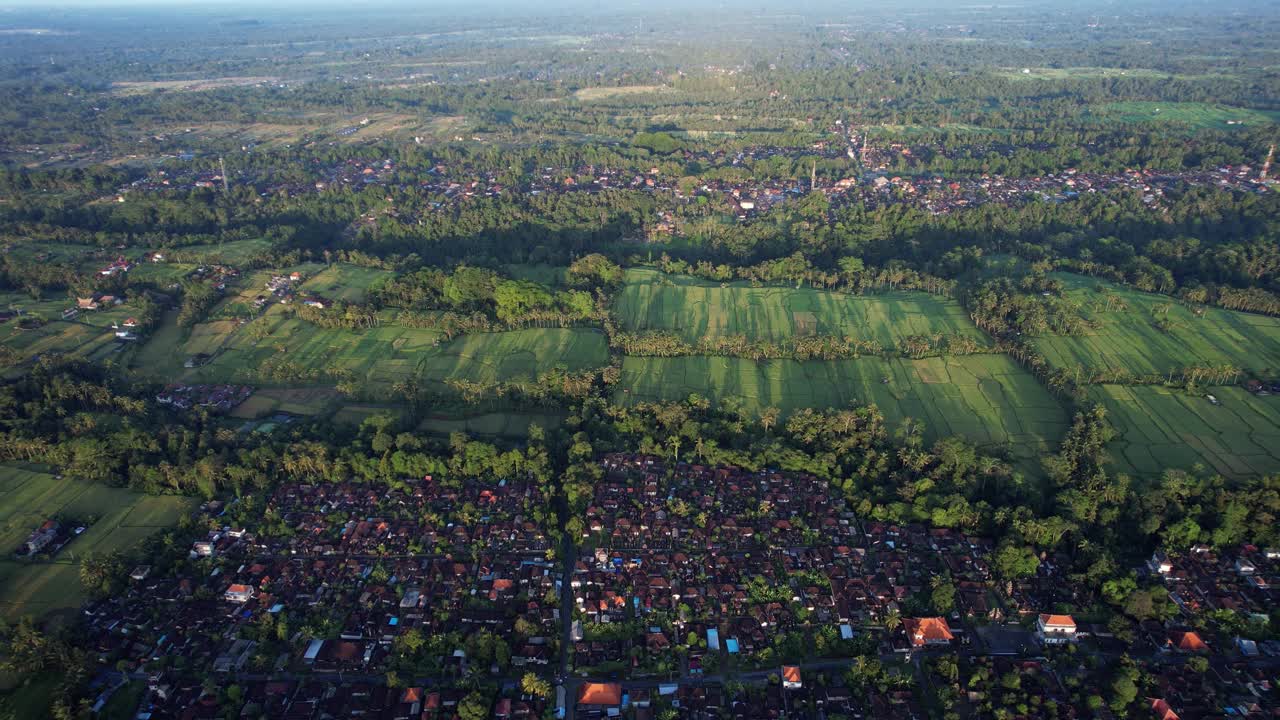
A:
[
  {"xmin": 298, "ymin": 256, "xmax": 623, "ymax": 336},
  {"xmin": 964, "ymin": 276, "xmax": 1099, "ymax": 337},
  {"xmin": 608, "ymin": 328, "xmax": 983, "ymax": 361}
]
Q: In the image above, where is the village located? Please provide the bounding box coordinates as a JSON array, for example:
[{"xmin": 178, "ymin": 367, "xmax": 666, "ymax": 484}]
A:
[
  {"xmin": 69, "ymin": 454, "xmax": 1279, "ymax": 720},
  {"xmin": 110, "ymin": 131, "xmax": 1275, "ymax": 238}
]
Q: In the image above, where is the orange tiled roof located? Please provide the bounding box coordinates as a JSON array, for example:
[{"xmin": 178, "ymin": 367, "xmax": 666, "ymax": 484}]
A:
[
  {"xmin": 904, "ymin": 617, "xmax": 954, "ymax": 646},
  {"xmin": 577, "ymin": 683, "xmax": 622, "ymax": 706}
]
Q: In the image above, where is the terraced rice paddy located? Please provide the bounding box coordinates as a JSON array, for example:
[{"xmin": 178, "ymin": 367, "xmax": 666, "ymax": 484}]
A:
[
  {"xmin": 615, "ymin": 268, "xmax": 985, "ymax": 349},
  {"xmin": 1033, "ymin": 273, "xmax": 1280, "ymax": 377},
  {"xmin": 1087, "ymin": 385, "xmax": 1280, "ymax": 480},
  {"xmin": 0, "ymin": 465, "xmax": 193, "ymax": 620},
  {"xmin": 617, "ymin": 354, "xmax": 1067, "ymax": 467}
]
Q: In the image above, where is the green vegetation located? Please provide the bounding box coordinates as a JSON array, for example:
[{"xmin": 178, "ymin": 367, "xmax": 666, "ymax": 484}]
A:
[
  {"xmin": 0, "ymin": 464, "xmax": 193, "ymax": 620},
  {"xmin": 418, "ymin": 411, "xmax": 565, "ymax": 438},
  {"xmin": 614, "ymin": 268, "xmax": 986, "ymax": 348},
  {"xmin": 1095, "ymin": 102, "xmax": 1280, "ymax": 130},
  {"xmin": 299, "ymin": 263, "xmax": 395, "ymax": 304},
  {"xmin": 1089, "ymin": 385, "xmax": 1280, "ymax": 479},
  {"xmin": 617, "ymin": 354, "xmax": 1067, "ymax": 467},
  {"xmin": 1033, "ymin": 273, "xmax": 1280, "ymax": 380}
]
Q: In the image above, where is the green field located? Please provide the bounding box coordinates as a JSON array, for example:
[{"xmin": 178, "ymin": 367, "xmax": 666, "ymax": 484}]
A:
[
  {"xmin": 0, "ymin": 465, "xmax": 193, "ymax": 620},
  {"xmin": 617, "ymin": 354, "xmax": 1067, "ymax": 466},
  {"xmin": 1033, "ymin": 274, "xmax": 1280, "ymax": 378},
  {"xmin": 176, "ymin": 304, "xmax": 608, "ymax": 394},
  {"xmin": 1089, "ymin": 385, "xmax": 1280, "ymax": 479},
  {"xmin": 1095, "ymin": 102, "xmax": 1280, "ymax": 130},
  {"xmin": 418, "ymin": 410, "xmax": 565, "ymax": 438},
  {"xmin": 615, "ymin": 268, "xmax": 985, "ymax": 349},
  {"xmin": 416, "ymin": 328, "xmax": 609, "ymax": 390},
  {"xmin": 299, "ymin": 263, "xmax": 395, "ymax": 303}
]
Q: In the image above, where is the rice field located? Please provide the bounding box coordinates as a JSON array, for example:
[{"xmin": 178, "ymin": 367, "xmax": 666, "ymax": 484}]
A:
[
  {"xmin": 615, "ymin": 268, "xmax": 985, "ymax": 349},
  {"xmin": 1088, "ymin": 385, "xmax": 1280, "ymax": 479},
  {"xmin": 1032, "ymin": 273, "xmax": 1280, "ymax": 377},
  {"xmin": 298, "ymin": 263, "xmax": 395, "ymax": 304},
  {"xmin": 418, "ymin": 411, "xmax": 565, "ymax": 438},
  {"xmin": 617, "ymin": 354, "xmax": 1067, "ymax": 467},
  {"xmin": 0, "ymin": 464, "xmax": 194, "ymax": 620},
  {"xmin": 416, "ymin": 328, "xmax": 609, "ymax": 390},
  {"xmin": 1095, "ymin": 102, "xmax": 1279, "ymax": 130},
  {"xmin": 182, "ymin": 305, "xmax": 609, "ymax": 394}
]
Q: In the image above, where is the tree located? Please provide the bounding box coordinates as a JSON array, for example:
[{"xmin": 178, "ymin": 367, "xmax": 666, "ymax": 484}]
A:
[
  {"xmin": 993, "ymin": 544, "xmax": 1040, "ymax": 580},
  {"xmin": 457, "ymin": 691, "xmax": 491, "ymax": 720},
  {"xmin": 521, "ymin": 672, "xmax": 552, "ymax": 698},
  {"xmin": 931, "ymin": 581, "xmax": 957, "ymax": 615}
]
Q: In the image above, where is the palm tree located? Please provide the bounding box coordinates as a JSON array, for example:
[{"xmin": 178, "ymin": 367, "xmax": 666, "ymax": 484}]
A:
[{"xmin": 882, "ymin": 608, "xmax": 902, "ymax": 632}]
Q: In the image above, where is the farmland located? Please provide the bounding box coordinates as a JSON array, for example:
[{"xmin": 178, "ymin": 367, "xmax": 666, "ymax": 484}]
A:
[
  {"xmin": 178, "ymin": 307, "xmax": 608, "ymax": 395},
  {"xmin": 616, "ymin": 354, "xmax": 1067, "ymax": 468},
  {"xmin": 298, "ymin": 263, "xmax": 395, "ymax": 304},
  {"xmin": 615, "ymin": 268, "xmax": 986, "ymax": 349},
  {"xmin": 1032, "ymin": 273, "xmax": 1280, "ymax": 378},
  {"xmin": 0, "ymin": 464, "xmax": 193, "ymax": 620},
  {"xmin": 1094, "ymin": 101, "xmax": 1280, "ymax": 130},
  {"xmin": 1088, "ymin": 385, "xmax": 1280, "ymax": 480}
]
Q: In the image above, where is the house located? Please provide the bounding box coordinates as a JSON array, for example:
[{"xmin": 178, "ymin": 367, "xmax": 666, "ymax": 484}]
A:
[
  {"xmin": 576, "ymin": 683, "xmax": 622, "ymax": 709},
  {"xmin": 24, "ymin": 520, "xmax": 59, "ymax": 554},
  {"xmin": 1168, "ymin": 630, "xmax": 1208, "ymax": 653},
  {"xmin": 903, "ymin": 617, "xmax": 954, "ymax": 647},
  {"xmin": 192, "ymin": 541, "xmax": 215, "ymax": 557},
  {"xmin": 1150, "ymin": 698, "xmax": 1180, "ymax": 720},
  {"xmin": 782, "ymin": 665, "xmax": 802, "ymax": 689},
  {"xmin": 1036, "ymin": 614, "xmax": 1078, "ymax": 644},
  {"xmin": 130, "ymin": 566, "xmax": 151, "ymax": 581},
  {"xmin": 1148, "ymin": 552, "xmax": 1172, "ymax": 575},
  {"xmin": 224, "ymin": 584, "xmax": 255, "ymax": 604}
]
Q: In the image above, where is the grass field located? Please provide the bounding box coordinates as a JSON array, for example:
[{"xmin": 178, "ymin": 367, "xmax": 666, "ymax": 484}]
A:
[
  {"xmin": 299, "ymin": 263, "xmax": 395, "ymax": 303},
  {"xmin": 0, "ymin": 464, "xmax": 193, "ymax": 620},
  {"xmin": 1088, "ymin": 385, "xmax": 1280, "ymax": 479},
  {"xmin": 1095, "ymin": 102, "xmax": 1279, "ymax": 130},
  {"xmin": 615, "ymin": 268, "xmax": 986, "ymax": 349},
  {"xmin": 1032, "ymin": 274, "xmax": 1280, "ymax": 377},
  {"xmin": 617, "ymin": 354, "xmax": 1067, "ymax": 467}
]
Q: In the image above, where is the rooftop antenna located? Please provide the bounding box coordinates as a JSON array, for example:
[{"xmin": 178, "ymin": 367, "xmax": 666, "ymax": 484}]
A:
[
  {"xmin": 219, "ymin": 156, "xmax": 229, "ymax": 192},
  {"xmin": 1262, "ymin": 144, "xmax": 1276, "ymax": 181}
]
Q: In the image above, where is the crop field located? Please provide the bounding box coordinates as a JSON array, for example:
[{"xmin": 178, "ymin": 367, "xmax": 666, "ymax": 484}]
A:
[
  {"xmin": 418, "ymin": 411, "xmax": 565, "ymax": 438},
  {"xmin": 1032, "ymin": 274, "xmax": 1280, "ymax": 377},
  {"xmin": 228, "ymin": 387, "xmax": 342, "ymax": 418},
  {"xmin": 416, "ymin": 328, "xmax": 609, "ymax": 390},
  {"xmin": 299, "ymin": 263, "xmax": 395, "ymax": 304},
  {"xmin": 184, "ymin": 307, "xmax": 608, "ymax": 394},
  {"xmin": 0, "ymin": 464, "xmax": 193, "ymax": 620},
  {"xmin": 1088, "ymin": 385, "xmax": 1280, "ymax": 479},
  {"xmin": 187, "ymin": 310, "xmax": 442, "ymax": 390},
  {"xmin": 1095, "ymin": 102, "xmax": 1279, "ymax": 130},
  {"xmin": 617, "ymin": 354, "xmax": 1067, "ymax": 466},
  {"xmin": 0, "ymin": 317, "xmax": 118, "ymax": 371},
  {"xmin": 165, "ymin": 238, "xmax": 277, "ymax": 266},
  {"xmin": 615, "ymin": 268, "xmax": 986, "ymax": 349}
]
